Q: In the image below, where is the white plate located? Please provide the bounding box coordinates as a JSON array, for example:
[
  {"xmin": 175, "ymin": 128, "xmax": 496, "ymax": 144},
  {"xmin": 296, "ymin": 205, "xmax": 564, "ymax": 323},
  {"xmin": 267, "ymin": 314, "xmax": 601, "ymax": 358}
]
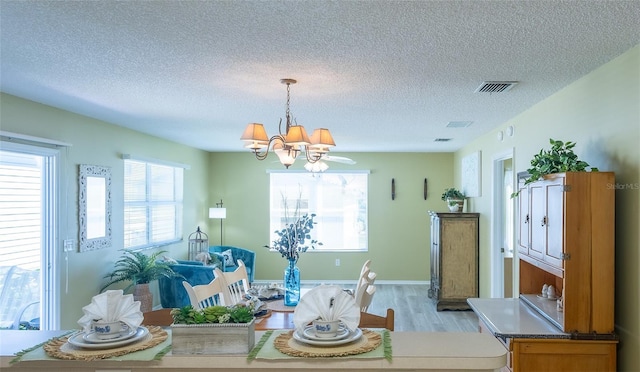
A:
[
  {"xmin": 68, "ymin": 326, "xmax": 148, "ymax": 349},
  {"xmin": 303, "ymin": 325, "xmax": 349, "ymax": 341},
  {"xmin": 293, "ymin": 327, "xmax": 362, "ymax": 347},
  {"xmin": 82, "ymin": 325, "xmax": 137, "ymax": 343}
]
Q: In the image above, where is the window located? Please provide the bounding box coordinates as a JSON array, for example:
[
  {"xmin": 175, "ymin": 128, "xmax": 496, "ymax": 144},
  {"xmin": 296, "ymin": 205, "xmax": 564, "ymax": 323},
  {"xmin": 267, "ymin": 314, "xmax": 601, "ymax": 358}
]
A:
[
  {"xmin": 269, "ymin": 171, "xmax": 368, "ymax": 252},
  {"xmin": 124, "ymin": 159, "xmax": 183, "ymax": 249},
  {"xmin": 0, "ymin": 141, "xmax": 61, "ymax": 330}
]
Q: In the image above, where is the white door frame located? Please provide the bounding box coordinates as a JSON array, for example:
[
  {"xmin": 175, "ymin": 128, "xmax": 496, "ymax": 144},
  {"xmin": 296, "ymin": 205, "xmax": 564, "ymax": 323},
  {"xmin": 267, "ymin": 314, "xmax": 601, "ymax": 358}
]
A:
[{"xmin": 490, "ymin": 148, "xmax": 514, "ymax": 298}]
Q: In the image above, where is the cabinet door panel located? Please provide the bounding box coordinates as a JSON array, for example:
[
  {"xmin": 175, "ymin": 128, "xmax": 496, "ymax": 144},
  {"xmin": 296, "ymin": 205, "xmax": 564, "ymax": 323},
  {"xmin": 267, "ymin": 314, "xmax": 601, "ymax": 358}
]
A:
[
  {"xmin": 529, "ymin": 184, "xmax": 546, "ymax": 260},
  {"xmin": 430, "ymin": 215, "xmax": 440, "ymax": 288},
  {"xmin": 545, "ymin": 181, "xmax": 564, "ymax": 268},
  {"xmin": 517, "ymin": 181, "xmax": 530, "ymax": 255},
  {"xmin": 440, "ymin": 219, "xmax": 478, "ymax": 299}
]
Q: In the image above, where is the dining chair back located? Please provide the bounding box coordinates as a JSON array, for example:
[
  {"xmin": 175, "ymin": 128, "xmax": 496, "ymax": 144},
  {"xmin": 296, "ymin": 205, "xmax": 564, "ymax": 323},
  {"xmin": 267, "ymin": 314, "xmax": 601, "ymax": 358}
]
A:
[
  {"xmin": 359, "ymin": 308, "xmax": 394, "ymax": 331},
  {"xmin": 142, "ymin": 308, "xmax": 173, "ymax": 326},
  {"xmin": 182, "ymin": 275, "xmax": 228, "ymax": 310},
  {"xmin": 214, "ymin": 259, "xmax": 250, "ymax": 305},
  {"xmin": 359, "ymin": 259, "xmax": 371, "ymax": 279},
  {"xmin": 359, "ymin": 284, "xmax": 376, "ymax": 312},
  {"xmin": 354, "ymin": 268, "xmax": 377, "ymax": 309}
]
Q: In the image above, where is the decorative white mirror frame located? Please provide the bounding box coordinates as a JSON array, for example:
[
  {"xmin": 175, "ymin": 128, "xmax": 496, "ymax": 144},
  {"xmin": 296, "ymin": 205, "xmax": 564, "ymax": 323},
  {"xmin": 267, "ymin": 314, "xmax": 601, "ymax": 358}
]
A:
[{"xmin": 79, "ymin": 164, "xmax": 112, "ymax": 252}]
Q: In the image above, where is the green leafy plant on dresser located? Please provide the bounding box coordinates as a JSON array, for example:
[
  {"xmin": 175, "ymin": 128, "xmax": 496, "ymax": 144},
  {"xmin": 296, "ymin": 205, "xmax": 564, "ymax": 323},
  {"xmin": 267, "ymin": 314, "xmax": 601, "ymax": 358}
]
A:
[{"xmin": 512, "ymin": 138, "xmax": 599, "ymax": 197}]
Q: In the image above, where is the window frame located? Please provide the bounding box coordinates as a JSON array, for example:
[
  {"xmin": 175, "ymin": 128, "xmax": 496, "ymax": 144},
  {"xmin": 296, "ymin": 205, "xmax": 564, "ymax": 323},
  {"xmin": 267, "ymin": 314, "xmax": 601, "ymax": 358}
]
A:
[
  {"xmin": 0, "ymin": 140, "xmax": 61, "ymax": 330},
  {"xmin": 123, "ymin": 158, "xmax": 184, "ymax": 250},
  {"xmin": 268, "ymin": 170, "xmax": 369, "ymax": 253}
]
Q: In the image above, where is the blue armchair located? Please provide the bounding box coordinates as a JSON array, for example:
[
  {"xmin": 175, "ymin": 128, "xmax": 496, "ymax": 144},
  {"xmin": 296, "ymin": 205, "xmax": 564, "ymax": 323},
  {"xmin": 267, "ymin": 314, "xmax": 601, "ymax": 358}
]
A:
[
  {"xmin": 209, "ymin": 246, "xmax": 256, "ymax": 283},
  {"xmin": 157, "ymin": 260, "xmax": 220, "ymax": 309}
]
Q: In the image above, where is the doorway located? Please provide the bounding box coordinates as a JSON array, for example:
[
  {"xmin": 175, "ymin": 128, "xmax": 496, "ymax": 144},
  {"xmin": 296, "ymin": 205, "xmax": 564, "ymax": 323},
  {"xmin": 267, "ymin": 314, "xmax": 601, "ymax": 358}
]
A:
[
  {"xmin": 490, "ymin": 148, "xmax": 515, "ymax": 298},
  {"xmin": 0, "ymin": 141, "xmax": 60, "ymax": 330}
]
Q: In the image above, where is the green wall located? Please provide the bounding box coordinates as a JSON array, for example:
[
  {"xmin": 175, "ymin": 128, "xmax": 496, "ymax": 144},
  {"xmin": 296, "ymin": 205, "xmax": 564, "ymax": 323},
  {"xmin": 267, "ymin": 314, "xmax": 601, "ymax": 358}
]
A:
[
  {"xmin": 0, "ymin": 93, "xmax": 211, "ymax": 329},
  {"xmin": 207, "ymin": 152, "xmax": 455, "ymax": 282},
  {"xmin": 456, "ymin": 44, "xmax": 639, "ymax": 371}
]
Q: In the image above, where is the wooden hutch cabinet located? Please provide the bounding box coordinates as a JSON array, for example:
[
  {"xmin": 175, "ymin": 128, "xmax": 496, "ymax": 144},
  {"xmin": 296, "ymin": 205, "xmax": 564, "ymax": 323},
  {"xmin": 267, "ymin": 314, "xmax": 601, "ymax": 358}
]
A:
[
  {"xmin": 470, "ymin": 171, "xmax": 617, "ymax": 372},
  {"xmin": 518, "ymin": 171, "xmax": 615, "ymax": 334},
  {"xmin": 428, "ymin": 212, "xmax": 479, "ymax": 311}
]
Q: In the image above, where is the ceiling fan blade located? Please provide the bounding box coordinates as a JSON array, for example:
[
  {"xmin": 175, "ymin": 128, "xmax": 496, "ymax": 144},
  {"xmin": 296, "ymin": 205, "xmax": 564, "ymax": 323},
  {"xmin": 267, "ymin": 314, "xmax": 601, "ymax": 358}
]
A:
[{"xmin": 323, "ymin": 155, "xmax": 356, "ymax": 165}]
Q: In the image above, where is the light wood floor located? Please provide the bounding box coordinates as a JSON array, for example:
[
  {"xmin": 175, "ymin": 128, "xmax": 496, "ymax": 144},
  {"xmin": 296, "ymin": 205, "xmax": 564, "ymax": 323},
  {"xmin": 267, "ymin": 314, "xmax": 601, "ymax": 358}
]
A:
[{"xmin": 300, "ymin": 283, "xmax": 480, "ymax": 332}]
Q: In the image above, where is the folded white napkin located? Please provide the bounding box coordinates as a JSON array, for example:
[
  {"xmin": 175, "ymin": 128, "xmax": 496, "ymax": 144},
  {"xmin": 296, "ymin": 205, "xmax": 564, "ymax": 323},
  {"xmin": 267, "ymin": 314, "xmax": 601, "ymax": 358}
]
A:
[
  {"xmin": 77, "ymin": 289, "xmax": 143, "ymax": 333},
  {"xmin": 293, "ymin": 284, "xmax": 360, "ymax": 334}
]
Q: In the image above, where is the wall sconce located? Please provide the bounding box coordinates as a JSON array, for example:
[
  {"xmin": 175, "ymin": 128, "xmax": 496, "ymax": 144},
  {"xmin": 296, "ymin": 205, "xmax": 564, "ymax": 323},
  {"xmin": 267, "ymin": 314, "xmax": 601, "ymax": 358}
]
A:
[{"xmin": 209, "ymin": 199, "xmax": 227, "ymax": 245}]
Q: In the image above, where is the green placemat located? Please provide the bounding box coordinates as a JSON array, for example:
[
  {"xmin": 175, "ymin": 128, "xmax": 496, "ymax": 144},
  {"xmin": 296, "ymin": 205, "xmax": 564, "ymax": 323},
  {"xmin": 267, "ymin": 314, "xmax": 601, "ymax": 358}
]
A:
[
  {"xmin": 12, "ymin": 326, "xmax": 171, "ymax": 364},
  {"xmin": 248, "ymin": 329, "xmax": 391, "ymax": 361}
]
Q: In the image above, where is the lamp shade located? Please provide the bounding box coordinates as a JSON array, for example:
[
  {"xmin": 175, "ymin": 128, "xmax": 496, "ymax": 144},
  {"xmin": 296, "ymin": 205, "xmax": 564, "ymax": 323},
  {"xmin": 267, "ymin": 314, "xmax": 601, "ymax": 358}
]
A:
[
  {"xmin": 209, "ymin": 207, "xmax": 227, "ymax": 219},
  {"xmin": 284, "ymin": 125, "xmax": 311, "ymax": 145},
  {"xmin": 309, "ymin": 128, "xmax": 335, "ymax": 147},
  {"xmin": 240, "ymin": 123, "xmax": 269, "ymax": 142}
]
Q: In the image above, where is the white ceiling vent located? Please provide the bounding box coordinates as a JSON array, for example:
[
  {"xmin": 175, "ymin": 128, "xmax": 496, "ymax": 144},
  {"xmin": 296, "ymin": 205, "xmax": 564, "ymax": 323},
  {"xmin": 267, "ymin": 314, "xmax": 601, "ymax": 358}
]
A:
[
  {"xmin": 446, "ymin": 121, "xmax": 473, "ymax": 128},
  {"xmin": 474, "ymin": 81, "xmax": 518, "ymax": 93},
  {"xmin": 434, "ymin": 138, "xmax": 452, "ymax": 142}
]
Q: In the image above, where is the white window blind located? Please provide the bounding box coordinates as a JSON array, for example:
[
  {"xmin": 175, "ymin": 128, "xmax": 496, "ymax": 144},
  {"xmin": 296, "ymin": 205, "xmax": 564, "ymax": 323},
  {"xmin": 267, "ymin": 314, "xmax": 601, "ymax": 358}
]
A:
[
  {"xmin": 124, "ymin": 159, "xmax": 183, "ymax": 249},
  {"xmin": 269, "ymin": 171, "xmax": 368, "ymax": 252}
]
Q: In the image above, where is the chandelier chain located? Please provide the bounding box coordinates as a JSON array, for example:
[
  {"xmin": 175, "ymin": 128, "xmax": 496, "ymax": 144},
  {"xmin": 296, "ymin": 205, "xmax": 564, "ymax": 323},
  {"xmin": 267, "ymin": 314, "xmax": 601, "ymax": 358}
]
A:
[{"xmin": 285, "ymin": 82, "xmax": 292, "ymax": 128}]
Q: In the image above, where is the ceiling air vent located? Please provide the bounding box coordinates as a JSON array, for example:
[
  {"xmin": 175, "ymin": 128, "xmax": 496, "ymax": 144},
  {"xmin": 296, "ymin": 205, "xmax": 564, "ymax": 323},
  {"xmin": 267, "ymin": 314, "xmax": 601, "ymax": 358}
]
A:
[
  {"xmin": 434, "ymin": 138, "xmax": 452, "ymax": 142},
  {"xmin": 474, "ymin": 81, "xmax": 518, "ymax": 93},
  {"xmin": 446, "ymin": 121, "xmax": 473, "ymax": 128}
]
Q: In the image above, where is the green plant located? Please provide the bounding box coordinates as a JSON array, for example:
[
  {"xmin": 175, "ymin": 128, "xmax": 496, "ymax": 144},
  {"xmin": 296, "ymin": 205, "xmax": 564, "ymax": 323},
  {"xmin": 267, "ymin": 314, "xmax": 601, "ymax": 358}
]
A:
[
  {"xmin": 170, "ymin": 305, "xmax": 254, "ymax": 324},
  {"xmin": 441, "ymin": 187, "xmax": 465, "ymax": 201},
  {"xmin": 513, "ymin": 138, "xmax": 598, "ymax": 197},
  {"xmin": 99, "ymin": 249, "xmax": 183, "ymax": 293},
  {"xmin": 264, "ymin": 194, "xmax": 322, "ymax": 262}
]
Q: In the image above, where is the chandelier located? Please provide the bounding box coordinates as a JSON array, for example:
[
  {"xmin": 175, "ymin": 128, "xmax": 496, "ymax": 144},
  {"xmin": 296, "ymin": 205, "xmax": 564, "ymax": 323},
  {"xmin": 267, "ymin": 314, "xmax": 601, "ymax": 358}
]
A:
[{"xmin": 240, "ymin": 78, "xmax": 336, "ymax": 168}]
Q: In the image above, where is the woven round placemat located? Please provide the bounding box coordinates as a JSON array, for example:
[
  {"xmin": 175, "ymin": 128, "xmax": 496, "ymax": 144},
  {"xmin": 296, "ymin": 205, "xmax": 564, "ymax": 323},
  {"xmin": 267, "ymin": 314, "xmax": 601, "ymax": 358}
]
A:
[
  {"xmin": 43, "ymin": 325, "xmax": 168, "ymax": 361},
  {"xmin": 274, "ymin": 329, "xmax": 381, "ymax": 358},
  {"xmin": 266, "ymin": 299, "xmax": 297, "ymax": 312}
]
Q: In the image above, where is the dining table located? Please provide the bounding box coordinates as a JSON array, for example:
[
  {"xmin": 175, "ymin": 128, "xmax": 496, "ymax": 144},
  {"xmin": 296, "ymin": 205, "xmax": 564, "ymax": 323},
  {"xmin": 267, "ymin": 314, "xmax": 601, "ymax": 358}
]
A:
[
  {"xmin": 255, "ymin": 297, "xmax": 297, "ymax": 331},
  {"xmin": 1, "ymin": 328, "xmax": 507, "ymax": 371},
  {"xmin": 2, "ymin": 289, "xmax": 507, "ymax": 371}
]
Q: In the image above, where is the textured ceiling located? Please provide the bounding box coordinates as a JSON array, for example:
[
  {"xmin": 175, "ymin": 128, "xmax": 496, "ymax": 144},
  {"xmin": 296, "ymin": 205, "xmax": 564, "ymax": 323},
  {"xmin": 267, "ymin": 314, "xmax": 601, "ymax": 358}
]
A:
[{"xmin": 1, "ymin": 1, "xmax": 639, "ymax": 153}]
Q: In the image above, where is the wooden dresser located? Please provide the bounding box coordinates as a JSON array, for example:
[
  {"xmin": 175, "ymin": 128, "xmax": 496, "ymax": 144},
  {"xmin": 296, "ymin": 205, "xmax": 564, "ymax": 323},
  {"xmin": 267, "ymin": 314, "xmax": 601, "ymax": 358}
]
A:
[
  {"xmin": 428, "ymin": 212, "xmax": 479, "ymax": 311},
  {"xmin": 469, "ymin": 172, "xmax": 617, "ymax": 372}
]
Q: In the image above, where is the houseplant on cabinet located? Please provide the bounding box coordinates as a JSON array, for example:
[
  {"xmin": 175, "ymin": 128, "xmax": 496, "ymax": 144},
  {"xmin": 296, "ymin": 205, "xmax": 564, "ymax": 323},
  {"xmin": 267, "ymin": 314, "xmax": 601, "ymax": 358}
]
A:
[
  {"xmin": 441, "ymin": 188, "xmax": 466, "ymax": 212},
  {"xmin": 512, "ymin": 138, "xmax": 598, "ymax": 197},
  {"xmin": 100, "ymin": 249, "xmax": 182, "ymax": 312}
]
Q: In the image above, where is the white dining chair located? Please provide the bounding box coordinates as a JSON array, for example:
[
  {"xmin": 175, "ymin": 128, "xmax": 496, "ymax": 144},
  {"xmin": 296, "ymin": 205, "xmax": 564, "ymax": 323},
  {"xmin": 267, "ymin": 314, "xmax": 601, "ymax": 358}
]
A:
[
  {"xmin": 359, "ymin": 259, "xmax": 372, "ymax": 279},
  {"xmin": 359, "ymin": 284, "xmax": 376, "ymax": 312},
  {"xmin": 182, "ymin": 276, "xmax": 228, "ymax": 310},
  {"xmin": 354, "ymin": 268, "xmax": 377, "ymax": 310},
  {"xmin": 215, "ymin": 259, "xmax": 251, "ymax": 305}
]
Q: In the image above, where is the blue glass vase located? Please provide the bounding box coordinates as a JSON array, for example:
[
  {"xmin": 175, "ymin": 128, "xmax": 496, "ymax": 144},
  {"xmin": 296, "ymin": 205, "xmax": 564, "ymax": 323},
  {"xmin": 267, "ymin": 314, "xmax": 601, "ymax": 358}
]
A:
[{"xmin": 284, "ymin": 259, "xmax": 300, "ymax": 306}]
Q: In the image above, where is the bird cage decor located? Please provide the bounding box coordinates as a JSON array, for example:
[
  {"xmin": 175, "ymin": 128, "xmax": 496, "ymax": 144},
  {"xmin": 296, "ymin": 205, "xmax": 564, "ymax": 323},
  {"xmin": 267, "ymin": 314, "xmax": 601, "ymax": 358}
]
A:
[{"xmin": 188, "ymin": 226, "xmax": 209, "ymax": 261}]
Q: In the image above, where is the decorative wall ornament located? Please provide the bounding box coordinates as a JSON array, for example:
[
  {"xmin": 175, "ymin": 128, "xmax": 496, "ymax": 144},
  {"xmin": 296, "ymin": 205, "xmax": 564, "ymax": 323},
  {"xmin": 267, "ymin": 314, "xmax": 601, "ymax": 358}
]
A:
[
  {"xmin": 79, "ymin": 164, "xmax": 112, "ymax": 252},
  {"xmin": 462, "ymin": 151, "xmax": 481, "ymax": 197},
  {"xmin": 391, "ymin": 178, "xmax": 396, "ymax": 200},
  {"xmin": 424, "ymin": 178, "xmax": 428, "ymax": 200}
]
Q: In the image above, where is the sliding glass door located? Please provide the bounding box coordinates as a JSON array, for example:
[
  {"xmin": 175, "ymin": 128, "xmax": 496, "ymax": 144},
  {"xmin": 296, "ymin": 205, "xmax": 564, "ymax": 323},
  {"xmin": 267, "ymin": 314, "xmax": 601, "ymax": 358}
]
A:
[{"xmin": 0, "ymin": 142, "xmax": 59, "ymax": 330}]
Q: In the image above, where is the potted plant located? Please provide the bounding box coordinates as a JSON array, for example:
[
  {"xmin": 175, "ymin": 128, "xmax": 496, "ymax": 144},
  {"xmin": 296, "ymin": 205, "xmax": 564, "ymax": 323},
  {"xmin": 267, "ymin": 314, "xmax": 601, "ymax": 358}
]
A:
[
  {"xmin": 100, "ymin": 249, "xmax": 183, "ymax": 312},
  {"xmin": 441, "ymin": 187, "xmax": 465, "ymax": 212},
  {"xmin": 512, "ymin": 138, "xmax": 598, "ymax": 197},
  {"xmin": 264, "ymin": 195, "xmax": 322, "ymax": 306},
  {"xmin": 170, "ymin": 304, "xmax": 255, "ymax": 354}
]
